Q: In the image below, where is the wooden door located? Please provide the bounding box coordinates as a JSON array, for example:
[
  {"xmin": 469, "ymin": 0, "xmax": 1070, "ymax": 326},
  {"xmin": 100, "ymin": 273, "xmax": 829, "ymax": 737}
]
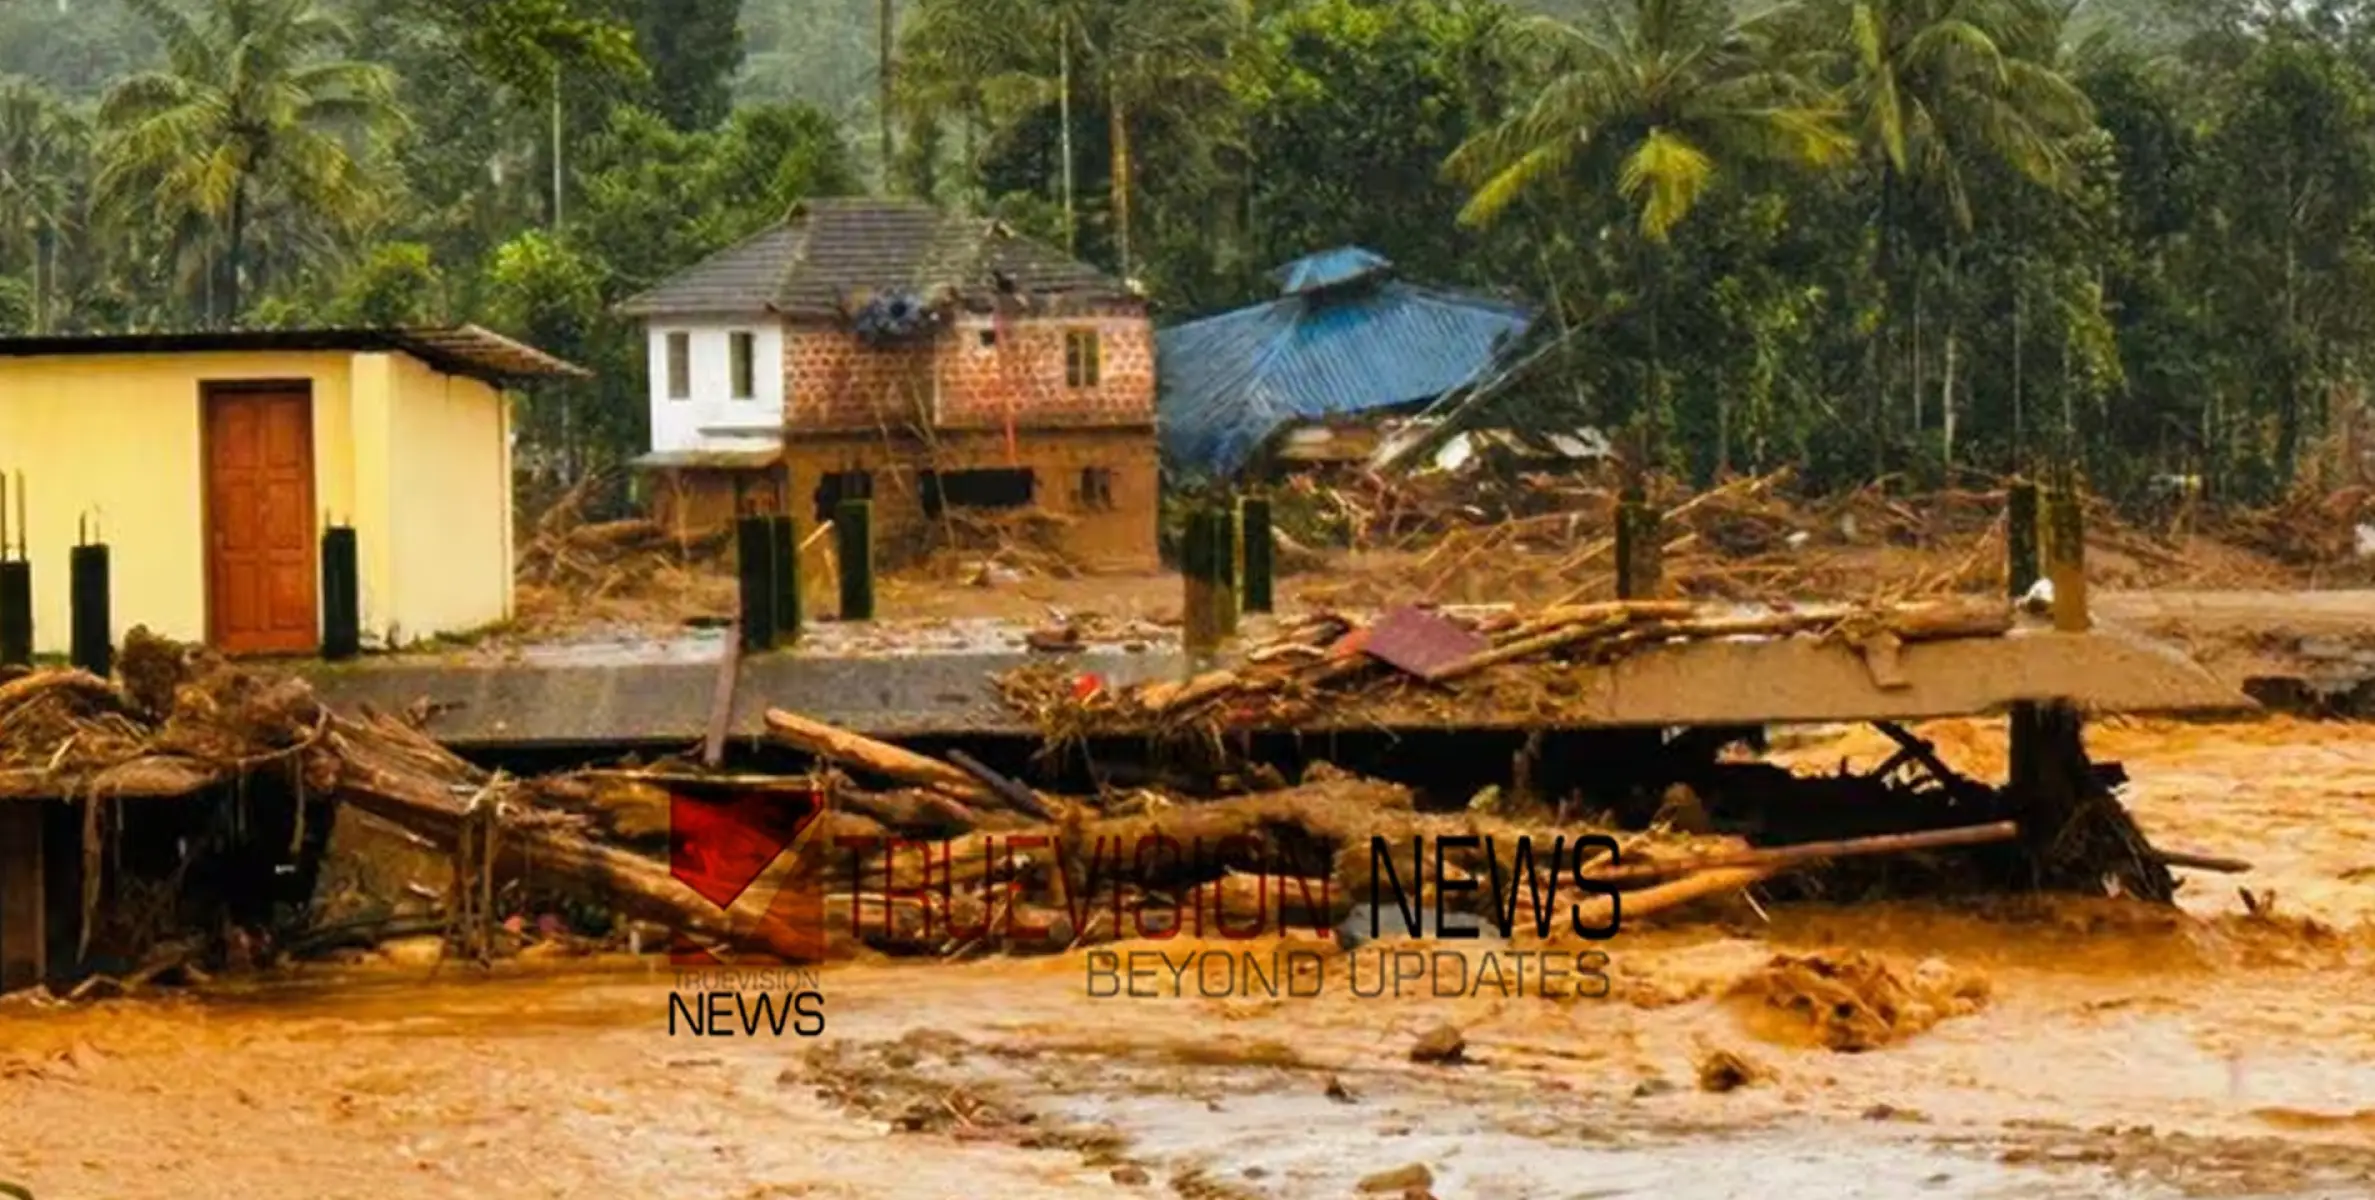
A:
[{"xmin": 204, "ymin": 385, "xmax": 318, "ymax": 655}]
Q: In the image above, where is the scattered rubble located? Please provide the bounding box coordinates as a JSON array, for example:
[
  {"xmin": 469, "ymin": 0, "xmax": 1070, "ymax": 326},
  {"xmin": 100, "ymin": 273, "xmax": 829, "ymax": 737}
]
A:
[{"xmin": 1726, "ymin": 950, "xmax": 1993, "ymax": 1051}]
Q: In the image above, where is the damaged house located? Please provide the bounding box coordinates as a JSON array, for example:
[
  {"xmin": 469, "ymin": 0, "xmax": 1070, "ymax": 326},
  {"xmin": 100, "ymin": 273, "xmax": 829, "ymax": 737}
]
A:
[
  {"xmin": 1156, "ymin": 247, "xmax": 1549, "ymax": 479},
  {"xmin": 618, "ymin": 196, "xmax": 1160, "ymax": 570}
]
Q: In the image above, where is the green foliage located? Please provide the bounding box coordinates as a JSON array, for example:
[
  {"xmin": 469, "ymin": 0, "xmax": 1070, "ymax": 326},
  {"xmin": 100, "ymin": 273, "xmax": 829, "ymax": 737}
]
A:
[
  {"xmin": 0, "ymin": 276, "xmax": 33, "ymax": 334},
  {"xmin": 328, "ymin": 241, "xmax": 447, "ymax": 325},
  {"xmin": 94, "ymin": 0, "xmax": 406, "ymax": 323},
  {"xmin": 610, "ymin": 0, "xmax": 744, "ymax": 130},
  {"xmin": 12, "ymin": 0, "xmax": 2375, "ymax": 498}
]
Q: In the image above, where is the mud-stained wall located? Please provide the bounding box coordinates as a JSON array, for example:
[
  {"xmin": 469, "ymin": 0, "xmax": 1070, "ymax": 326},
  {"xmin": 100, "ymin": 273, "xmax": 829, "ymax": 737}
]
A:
[
  {"xmin": 781, "ymin": 427, "xmax": 1159, "ymax": 571},
  {"xmin": 782, "ymin": 304, "xmax": 1156, "ymax": 433}
]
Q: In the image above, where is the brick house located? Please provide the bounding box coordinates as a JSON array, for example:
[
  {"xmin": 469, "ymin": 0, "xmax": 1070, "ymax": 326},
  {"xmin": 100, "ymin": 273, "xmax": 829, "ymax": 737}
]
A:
[{"xmin": 616, "ymin": 196, "xmax": 1158, "ymax": 570}]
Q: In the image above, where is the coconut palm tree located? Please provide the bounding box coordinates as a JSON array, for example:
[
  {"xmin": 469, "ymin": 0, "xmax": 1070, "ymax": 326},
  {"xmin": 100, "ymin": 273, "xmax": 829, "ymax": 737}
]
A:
[
  {"xmin": 1091, "ymin": 0, "xmax": 1243, "ymax": 276},
  {"xmin": 1449, "ymin": 0, "xmax": 1850, "ymax": 242},
  {"xmin": 898, "ymin": 0, "xmax": 1243, "ymax": 273},
  {"xmin": 1448, "ymin": 0, "xmax": 1847, "ymax": 467},
  {"xmin": 899, "ymin": 0, "xmax": 1039, "ymax": 209},
  {"xmin": 0, "ymin": 77, "xmax": 88, "ymax": 332},
  {"xmin": 1819, "ymin": 0, "xmax": 2092, "ymax": 463},
  {"xmin": 94, "ymin": 0, "xmax": 404, "ymax": 324}
]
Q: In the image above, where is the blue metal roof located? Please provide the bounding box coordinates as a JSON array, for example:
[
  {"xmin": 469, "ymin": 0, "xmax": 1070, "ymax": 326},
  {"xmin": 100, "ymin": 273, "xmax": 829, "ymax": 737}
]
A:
[
  {"xmin": 1273, "ymin": 246, "xmax": 1393, "ymax": 296},
  {"xmin": 1157, "ymin": 248, "xmax": 1533, "ymax": 477}
]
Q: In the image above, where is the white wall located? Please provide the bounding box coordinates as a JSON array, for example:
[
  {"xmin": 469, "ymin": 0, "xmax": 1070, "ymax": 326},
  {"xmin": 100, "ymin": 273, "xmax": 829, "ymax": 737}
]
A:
[{"xmin": 644, "ymin": 317, "xmax": 784, "ymax": 452}]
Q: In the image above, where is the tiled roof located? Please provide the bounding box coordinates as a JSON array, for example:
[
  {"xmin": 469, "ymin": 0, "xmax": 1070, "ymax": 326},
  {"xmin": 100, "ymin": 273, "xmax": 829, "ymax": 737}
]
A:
[{"xmin": 616, "ymin": 196, "xmax": 1132, "ymax": 318}]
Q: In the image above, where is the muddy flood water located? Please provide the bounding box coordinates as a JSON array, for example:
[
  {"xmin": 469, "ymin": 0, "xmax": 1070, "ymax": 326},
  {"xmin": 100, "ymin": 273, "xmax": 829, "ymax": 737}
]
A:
[{"xmin": 3, "ymin": 717, "xmax": 2372, "ymax": 1200}]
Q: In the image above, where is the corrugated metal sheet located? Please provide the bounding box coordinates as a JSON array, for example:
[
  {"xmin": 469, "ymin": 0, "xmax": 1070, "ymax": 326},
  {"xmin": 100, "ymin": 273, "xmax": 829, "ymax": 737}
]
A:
[{"xmin": 1156, "ymin": 247, "xmax": 1531, "ymax": 478}]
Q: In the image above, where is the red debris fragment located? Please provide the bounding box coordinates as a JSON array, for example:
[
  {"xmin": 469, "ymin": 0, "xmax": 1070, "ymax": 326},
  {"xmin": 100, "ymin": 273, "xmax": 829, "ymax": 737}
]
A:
[{"xmin": 1362, "ymin": 606, "xmax": 1489, "ymax": 680}]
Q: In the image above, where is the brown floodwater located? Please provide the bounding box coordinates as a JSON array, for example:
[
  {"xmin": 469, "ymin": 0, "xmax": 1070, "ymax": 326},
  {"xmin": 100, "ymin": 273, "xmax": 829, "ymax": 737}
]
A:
[{"xmin": 3, "ymin": 718, "xmax": 2372, "ymax": 1199}]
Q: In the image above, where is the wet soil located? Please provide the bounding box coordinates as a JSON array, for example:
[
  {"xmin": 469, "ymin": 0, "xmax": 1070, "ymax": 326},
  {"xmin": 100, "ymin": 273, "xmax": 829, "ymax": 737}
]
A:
[{"xmin": 4, "ymin": 718, "xmax": 2372, "ymax": 1199}]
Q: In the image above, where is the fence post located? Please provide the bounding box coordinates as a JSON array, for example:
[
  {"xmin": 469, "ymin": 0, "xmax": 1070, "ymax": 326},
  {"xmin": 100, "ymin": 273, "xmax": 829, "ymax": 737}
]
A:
[
  {"xmin": 1182, "ymin": 508, "xmax": 1219, "ymax": 661},
  {"xmin": 836, "ymin": 497, "xmax": 875, "ymax": 622},
  {"xmin": 0, "ymin": 471, "xmax": 28, "ymax": 667},
  {"xmin": 321, "ymin": 524, "xmax": 360, "ymax": 661},
  {"xmin": 69, "ymin": 529, "xmax": 110, "ymax": 678},
  {"xmin": 769, "ymin": 512, "xmax": 801, "ymax": 644},
  {"xmin": 736, "ymin": 514, "xmax": 777, "ymax": 653},
  {"xmin": 1240, "ymin": 495, "xmax": 1274, "ymax": 615},
  {"xmin": 1213, "ymin": 499, "xmax": 1240, "ymax": 638},
  {"xmin": 2044, "ymin": 475, "xmax": 2090, "ymax": 632},
  {"xmin": 1615, "ymin": 488, "xmax": 1663, "ymax": 600}
]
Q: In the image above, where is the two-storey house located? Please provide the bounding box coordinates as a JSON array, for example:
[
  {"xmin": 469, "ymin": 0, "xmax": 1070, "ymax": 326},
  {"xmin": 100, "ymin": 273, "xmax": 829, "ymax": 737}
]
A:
[{"xmin": 617, "ymin": 196, "xmax": 1158, "ymax": 570}]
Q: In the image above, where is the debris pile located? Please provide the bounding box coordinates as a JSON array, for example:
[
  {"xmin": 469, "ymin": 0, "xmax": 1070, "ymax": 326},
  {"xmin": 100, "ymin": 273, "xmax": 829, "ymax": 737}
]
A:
[
  {"xmin": 514, "ymin": 469, "xmax": 737, "ymax": 634},
  {"xmin": 998, "ymin": 596, "xmax": 2016, "ymax": 735},
  {"xmin": 1276, "ymin": 466, "xmax": 2374, "ymax": 609},
  {"xmin": 917, "ymin": 506, "xmax": 1091, "ymax": 584}
]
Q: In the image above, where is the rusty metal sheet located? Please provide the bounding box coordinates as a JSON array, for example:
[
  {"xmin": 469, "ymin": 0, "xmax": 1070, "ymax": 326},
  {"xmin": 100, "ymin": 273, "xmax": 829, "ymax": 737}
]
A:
[{"xmin": 1362, "ymin": 606, "xmax": 1489, "ymax": 680}]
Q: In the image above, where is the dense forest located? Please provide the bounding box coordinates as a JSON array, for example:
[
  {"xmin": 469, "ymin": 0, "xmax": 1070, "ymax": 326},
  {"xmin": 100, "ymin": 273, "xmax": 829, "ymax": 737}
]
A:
[{"xmin": 0, "ymin": 0, "xmax": 2365, "ymax": 502}]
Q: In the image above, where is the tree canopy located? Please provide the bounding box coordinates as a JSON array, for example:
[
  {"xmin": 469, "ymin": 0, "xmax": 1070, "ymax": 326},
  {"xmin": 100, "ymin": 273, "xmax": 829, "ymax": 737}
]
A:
[{"xmin": 3, "ymin": 0, "xmax": 2373, "ymax": 501}]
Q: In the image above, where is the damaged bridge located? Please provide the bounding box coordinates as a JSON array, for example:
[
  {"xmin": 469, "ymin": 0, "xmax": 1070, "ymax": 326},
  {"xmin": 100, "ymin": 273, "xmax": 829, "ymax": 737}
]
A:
[{"xmin": 284, "ymin": 610, "xmax": 2251, "ymax": 750}]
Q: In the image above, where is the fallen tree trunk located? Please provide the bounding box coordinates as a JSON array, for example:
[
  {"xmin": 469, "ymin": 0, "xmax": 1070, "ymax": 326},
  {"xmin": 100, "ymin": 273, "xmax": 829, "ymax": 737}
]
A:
[
  {"xmin": 323, "ymin": 712, "xmax": 821, "ymax": 961},
  {"xmin": 763, "ymin": 708, "xmax": 999, "ymax": 806},
  {"xmin": 1582, "ymin": 820, "xmax": 2021, "ymax": 886}
]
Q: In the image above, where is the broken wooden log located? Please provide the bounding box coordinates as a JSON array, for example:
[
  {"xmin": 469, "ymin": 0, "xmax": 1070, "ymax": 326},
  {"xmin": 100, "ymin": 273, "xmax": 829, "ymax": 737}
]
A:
[
  {"xmin": 2151, "ymin": 847, "xmax": 2253, "ymax": 874},
  {"xmin": 1581, "ymin": 821, "xmax": 2021, "ymax": 886},
  {"xmin": 762, "ymin": 708, "xmax": 998, "ymax": 805},
  {"xmin": 944, "ymin": 748, "xmax": 1056, "ymax": 821}
]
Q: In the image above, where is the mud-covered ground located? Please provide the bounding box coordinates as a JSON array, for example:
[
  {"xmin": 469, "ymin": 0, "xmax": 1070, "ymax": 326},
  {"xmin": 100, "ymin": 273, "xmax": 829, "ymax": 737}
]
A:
[{"xmin": 3, "ymin": 718, "xmax": 2372, "ymax": 1200}]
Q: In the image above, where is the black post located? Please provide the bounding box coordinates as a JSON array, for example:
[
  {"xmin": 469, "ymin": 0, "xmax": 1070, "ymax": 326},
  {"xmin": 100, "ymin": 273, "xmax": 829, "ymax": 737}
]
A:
[
  {"xmin": 770, "ymin": 513, "xmax": 801, "ymax": 644},
  {"xmin": 1240, "ymin": 495, "xmax": 1274, "ymax": 614},
  {"xmin": 1181, "ymin": 508, "xmax": 1218, "ymax": 659},
  {"xmin": 836, "ymin": 498, "xmax": 875, "ymax": 621},
  {"xmin": 1615, "ymin": 488, "xmax": 1662, "ymax": 599},
  {"xmin": 69, "ymin": 542, "xmax": 110, "ymax": 678},
  {"xmin": 1212, "ymin": 500, "xmax": 1239, "ymax": 637},
  {"xmin": 0, "ymin": 470, "xmax": 27, "ymax": 666},
  {"xmin": 0, "ymin": 560, "xmax": 28, "ymax": 667},
  {"xmin": 2006, "ymin": 481, "xmax": 2041, "ymax": 596},
  {"xmin": 736, "ymin": 515, "xmax": 777, "ymax": 653},
  {"xmin": 321, "ymin": 525, "xmax": 360, "ymax": 661}
]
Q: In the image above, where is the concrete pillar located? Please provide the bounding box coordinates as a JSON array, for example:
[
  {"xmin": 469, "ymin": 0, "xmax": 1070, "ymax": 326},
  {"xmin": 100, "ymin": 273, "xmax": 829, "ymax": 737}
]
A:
[
  {"xmin": 1615, "ymin": 490, "xmax": 1662, "ymax": 600},
  {"xmin": 322, "ymin": 526, "xmax": 361, "ymax": 661},
  {"xmin": 836, "ymin": 498, "xmax": 875, "ymax": 622},
  {"xmin": 69, "ymin": 541, "xmax": 110, "ymax": 678},
  {"xmin": 0, "ymin": 559, "xmax": 29, "ymax": 667},
  {"xmin": 2045, "ymin": 484, "xmax": 2090, "ymax": 632},
  {"xmin": 736, "ymin": 515, "xmax": 777, "ymax": 652},
  {"xmin": 1212, "ymin": 501, "xmax": 1239, "ymax": 638},
  {"xmin": 1182, "ymin": 509, "xmax": 1220, "ymax": 660},
  {"xmin": 1240, "ymin": 496, "xmax": 1274, "ymax": 614},
  {"xmin": 769, "ymin": 514, "xmax": 801, "ymax": 644},
  {"xmin": 0, "ymin": 802, "xmax": 44, "ymax": 993}
]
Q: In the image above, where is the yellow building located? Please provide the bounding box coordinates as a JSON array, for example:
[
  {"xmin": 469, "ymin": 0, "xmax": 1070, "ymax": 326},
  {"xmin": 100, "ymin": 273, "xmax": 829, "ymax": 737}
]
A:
[{"xmin": 0, "ymin": 327, "xmax": 585, "ymax": 656}]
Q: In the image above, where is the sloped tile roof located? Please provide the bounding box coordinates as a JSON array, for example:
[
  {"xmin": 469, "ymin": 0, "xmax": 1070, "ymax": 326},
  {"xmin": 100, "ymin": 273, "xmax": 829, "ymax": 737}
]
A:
[{"xmin": 617, "ymin": 196, "xmax": 1132, "ymax": 318}]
